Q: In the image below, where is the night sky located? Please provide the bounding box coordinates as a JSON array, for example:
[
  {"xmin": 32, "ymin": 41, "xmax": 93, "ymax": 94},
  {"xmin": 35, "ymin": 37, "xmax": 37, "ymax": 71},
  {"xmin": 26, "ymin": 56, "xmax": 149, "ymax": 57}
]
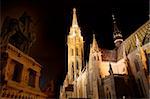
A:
[{"xmin": 1, "ymin": 0, "xmax": 149, "ymax": 96}]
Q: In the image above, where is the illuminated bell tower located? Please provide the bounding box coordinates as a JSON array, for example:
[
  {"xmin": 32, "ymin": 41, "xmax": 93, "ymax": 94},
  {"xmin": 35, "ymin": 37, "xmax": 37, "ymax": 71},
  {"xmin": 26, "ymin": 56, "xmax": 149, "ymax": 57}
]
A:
[
  {"xmin": 112, "ymin": 14, "xmax": 123, "ymax": 47},
  {"xmin": 67, "ymin": 8, "xmax": 84, "ymax": 83}
]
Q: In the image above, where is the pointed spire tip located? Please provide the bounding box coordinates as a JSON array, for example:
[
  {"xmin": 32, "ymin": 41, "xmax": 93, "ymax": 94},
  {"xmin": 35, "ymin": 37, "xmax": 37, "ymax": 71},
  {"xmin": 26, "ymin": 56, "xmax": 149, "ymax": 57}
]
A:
[
  {"xmin": 73, "ymin": 8, "xmax": 76, "ymax": 12},
  {"xmin": 93, "ymin": 33, "xmax": 95, "ymax": 39},
  {"xmin": 72, "ymin": 8, "xmax": 78, "ymax": 27}
]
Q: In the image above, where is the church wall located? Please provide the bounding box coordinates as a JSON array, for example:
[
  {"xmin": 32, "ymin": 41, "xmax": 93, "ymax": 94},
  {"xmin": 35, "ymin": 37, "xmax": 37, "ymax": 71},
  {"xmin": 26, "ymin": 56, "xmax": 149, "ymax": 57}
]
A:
[
  {"xmin": 127, "ymin": 43, "xmax": 149, "ymax": 98},
  {"xmin": 75, "ymin": 70, "xmax": 87, "ymax": 98},
  {"xmin": 60, "ymin": 8, "xmax": 150, "ymax": 99}
]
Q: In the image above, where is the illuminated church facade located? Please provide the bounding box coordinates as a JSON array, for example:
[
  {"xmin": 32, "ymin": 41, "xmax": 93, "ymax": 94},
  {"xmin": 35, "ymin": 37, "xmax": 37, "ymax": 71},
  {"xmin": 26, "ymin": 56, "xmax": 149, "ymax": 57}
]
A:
[{"xmin": 60, "ymin": 8, "xmax": 150, "ymax": 99}]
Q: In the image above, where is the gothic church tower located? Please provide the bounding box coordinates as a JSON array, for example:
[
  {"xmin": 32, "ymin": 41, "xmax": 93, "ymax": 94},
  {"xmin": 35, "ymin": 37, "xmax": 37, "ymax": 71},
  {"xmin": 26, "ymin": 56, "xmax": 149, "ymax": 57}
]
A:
[
  {"xmin": 112, "ymin": 14, "xmax": 123, "ymax": 47},
  {"xmin": 67, "ymin": 8, "xmax": 84, "ymax": 83}
]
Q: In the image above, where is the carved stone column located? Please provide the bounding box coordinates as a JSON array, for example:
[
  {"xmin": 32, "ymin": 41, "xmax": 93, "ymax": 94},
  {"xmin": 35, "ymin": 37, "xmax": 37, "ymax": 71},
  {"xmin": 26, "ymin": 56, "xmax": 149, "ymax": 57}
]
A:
[
  {"xmin": 35, "ymin": 72, "xmax": 40, "ymax": 90},
  {"xmin": 5, "ymin": 58, "xmax": 13, "ymax": 81},
  {"xmin": 21, "ymin": 67, "xmax": 29, "ymax": 85}
]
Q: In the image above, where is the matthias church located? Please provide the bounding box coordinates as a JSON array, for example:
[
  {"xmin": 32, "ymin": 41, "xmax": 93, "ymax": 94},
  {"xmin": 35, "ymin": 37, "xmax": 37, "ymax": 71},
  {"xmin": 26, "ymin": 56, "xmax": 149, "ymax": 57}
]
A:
[{"xmin": 60, "ymin": 8, "xmax": 150, "ymax": 99}]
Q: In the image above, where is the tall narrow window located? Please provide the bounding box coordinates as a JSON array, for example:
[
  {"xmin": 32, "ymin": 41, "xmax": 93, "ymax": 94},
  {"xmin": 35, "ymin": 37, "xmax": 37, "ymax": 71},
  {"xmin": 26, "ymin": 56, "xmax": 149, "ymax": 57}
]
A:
[
  {"xmin": 76, "ymin": 60, "xmax": 79, "ymax": 69},
  {"xmin": 28, "ymin": 69, "xmax": 36, "ymax": 87},
  {"xmin": 94, "ymin": 56, "xmax": 96, "ymax": 60},
  {"xmin": 72, "ymin": 63, "xmax": 74, "ymax": 80},
  {"xmin": 12, "ymin": 61, "xmax": 23, "ymax": 82},
  {"xmin": 71, "ymin": 49, "xmax": 74, "ymax": 56},
  {"xmin": 97, "ymin": 55, "xmax": 99, "ymax": 61},
  {"xmin": 76, "ymin": 48, "xmax": 78, "ymax": 56}
]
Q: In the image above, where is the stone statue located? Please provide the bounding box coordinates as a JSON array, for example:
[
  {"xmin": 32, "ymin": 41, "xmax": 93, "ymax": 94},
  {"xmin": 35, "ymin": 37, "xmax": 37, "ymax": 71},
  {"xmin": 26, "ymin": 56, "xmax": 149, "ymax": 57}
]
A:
[
  {"xmin": 0, "ymin": 12, "xmax": 36, "ymax": 54},
  {"xmin": 0, "ymin": 16, "xmax": 19, "ymax": 44}
]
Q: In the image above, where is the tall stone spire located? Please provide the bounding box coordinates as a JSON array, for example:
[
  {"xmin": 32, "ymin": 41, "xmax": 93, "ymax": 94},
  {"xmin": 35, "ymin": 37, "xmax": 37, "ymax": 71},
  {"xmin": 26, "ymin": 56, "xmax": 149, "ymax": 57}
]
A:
[
  {"xmin": 69, "ymin": 8, "xmax": 81, "ymax": 36},
  {"xmin": 72, "ymin": 8, "xmax": 78, "ymax": 27},
  {"xmin": 92, "ymin": 34, "xmax": 99, "ymax": 51},
  {"xmin": 112, "ymin": 14, "xmax": 123, "ymax": 47}
]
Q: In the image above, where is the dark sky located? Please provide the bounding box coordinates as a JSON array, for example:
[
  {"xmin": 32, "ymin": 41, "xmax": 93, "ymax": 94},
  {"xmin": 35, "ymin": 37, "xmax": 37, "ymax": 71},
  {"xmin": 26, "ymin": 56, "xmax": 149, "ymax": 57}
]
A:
[{"xmin": 1, "ymin": 0, "xmax": 149, "ymax": 95}]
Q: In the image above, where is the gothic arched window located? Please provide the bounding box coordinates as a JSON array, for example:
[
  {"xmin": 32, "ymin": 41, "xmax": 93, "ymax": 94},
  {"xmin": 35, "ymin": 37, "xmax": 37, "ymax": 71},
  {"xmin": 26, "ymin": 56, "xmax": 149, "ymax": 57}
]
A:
[
  {"xmin": 76, "ymin": 60, "xmax": 79, "ymax": 69},
  {"xmin": 76, "ymin": 48, "xmax": 78, "ymax": 56},
  {"xmin": 94, "ymin": 56, "xmax": 96, "ymax": 60},
  {"xmin": 72, "ymin": 62, "xmax": 74, "ymax": 80},
  {"xmin": 97, "ymin": 55, "xmax": 99, "ymax": 61},
  {"xmin": 71, "ymin": 49, "xmax": 74, "ymax": 56}
]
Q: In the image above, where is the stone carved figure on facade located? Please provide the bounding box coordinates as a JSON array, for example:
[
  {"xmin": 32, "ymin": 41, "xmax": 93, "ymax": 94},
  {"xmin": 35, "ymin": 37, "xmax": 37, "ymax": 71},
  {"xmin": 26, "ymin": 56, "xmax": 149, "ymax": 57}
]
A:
[
  {"xmin": 0, "ymin": 16, "xmax": 19, "ymax": 44},
  {"xmin": 0, "ymin": 12, "xmax": 36, "ymax": 54},
  {"xmin": 18, "ymin": 12, "xmax": 36, "ymax": 54}
]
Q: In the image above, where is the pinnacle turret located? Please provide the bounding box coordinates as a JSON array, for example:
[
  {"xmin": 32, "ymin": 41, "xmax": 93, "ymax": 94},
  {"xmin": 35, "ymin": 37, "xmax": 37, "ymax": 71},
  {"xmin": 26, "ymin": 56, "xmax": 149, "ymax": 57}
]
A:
[{"xmin": 92, "ymin": 34, "xmax": 99, "ymax": 51}]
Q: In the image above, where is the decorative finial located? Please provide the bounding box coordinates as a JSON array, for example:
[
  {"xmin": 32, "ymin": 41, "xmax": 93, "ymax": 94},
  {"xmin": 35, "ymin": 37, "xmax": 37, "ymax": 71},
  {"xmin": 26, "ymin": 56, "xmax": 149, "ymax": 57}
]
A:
[
  {"xmin": 73, "ymin": 8, "xmax": 76, "ymax": 13},
  {"xmin": 92, "ymin": 33, "xmax": 96, "ymax": 45},
  {"xmin": 93, "ymin": 33, "xmax": 95, "ymax": 39}
]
